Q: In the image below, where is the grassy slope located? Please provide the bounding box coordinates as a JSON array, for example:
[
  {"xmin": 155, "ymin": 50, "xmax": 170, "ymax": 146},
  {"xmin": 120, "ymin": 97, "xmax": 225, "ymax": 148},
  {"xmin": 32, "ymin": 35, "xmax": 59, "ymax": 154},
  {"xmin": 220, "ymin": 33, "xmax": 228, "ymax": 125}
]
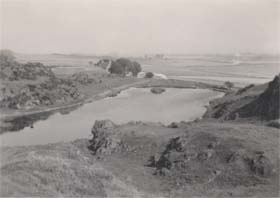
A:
[{"xmin": 0, "ymin": 121, "xmax": 279, "ymax": 197}]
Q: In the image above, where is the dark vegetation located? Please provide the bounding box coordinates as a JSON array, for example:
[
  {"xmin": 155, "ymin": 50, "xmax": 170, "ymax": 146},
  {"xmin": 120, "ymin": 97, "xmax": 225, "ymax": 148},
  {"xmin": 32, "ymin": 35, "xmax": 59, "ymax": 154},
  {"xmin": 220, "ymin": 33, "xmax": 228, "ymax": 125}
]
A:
[
  {"xmin": 109, "ymin": 58, "xmax": 142, "ymax": 76},
  {"xmin": 70, "ymin": 72, "xmax": 100, "ymax": 85},
  {"xmin": 223, "ymin": 81, "xmax": 234, "ymax": 89},
  {"xmin": 0, "ymin": 50, "xmax": 82, "ymax": 110},
  {"xmin": 145, "ymin": 72, "xmax": 154, "ymax": 78},
  {"xmin": 0, "ymin": 50, "xmax": 55, "ymax": 81}
]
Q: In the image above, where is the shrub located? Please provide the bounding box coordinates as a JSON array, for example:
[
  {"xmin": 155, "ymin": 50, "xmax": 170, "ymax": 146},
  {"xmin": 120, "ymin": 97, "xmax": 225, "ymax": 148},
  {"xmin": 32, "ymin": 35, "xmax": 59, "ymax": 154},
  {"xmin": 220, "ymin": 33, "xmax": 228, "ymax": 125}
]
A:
[
  {"xmin": 224, "ymin": 81, "xmax": 234, "ymax": 89},
  {"xmin": 145, "ymin": 72, "xmax": 154, "ymax": 78}
]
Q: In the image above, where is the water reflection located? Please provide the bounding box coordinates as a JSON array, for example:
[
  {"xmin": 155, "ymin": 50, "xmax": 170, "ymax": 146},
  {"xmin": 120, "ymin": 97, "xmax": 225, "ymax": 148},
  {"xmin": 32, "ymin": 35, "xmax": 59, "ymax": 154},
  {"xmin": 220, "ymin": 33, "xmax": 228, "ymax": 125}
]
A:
[
  {"xmin": 0, "ymin": 105, "xmax": 81, "ymax": 134},
  {"xmin": 0, "ymin": 88, "xmax": 223, "ymax": 146}
]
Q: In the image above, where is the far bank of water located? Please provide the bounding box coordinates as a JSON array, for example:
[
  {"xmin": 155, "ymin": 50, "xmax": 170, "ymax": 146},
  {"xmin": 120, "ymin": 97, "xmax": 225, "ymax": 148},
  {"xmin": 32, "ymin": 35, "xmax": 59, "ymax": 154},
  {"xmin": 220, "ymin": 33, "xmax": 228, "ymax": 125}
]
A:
[{"xmin": 0, "ymin": 88, "xmax": 223, "ymax": 147}]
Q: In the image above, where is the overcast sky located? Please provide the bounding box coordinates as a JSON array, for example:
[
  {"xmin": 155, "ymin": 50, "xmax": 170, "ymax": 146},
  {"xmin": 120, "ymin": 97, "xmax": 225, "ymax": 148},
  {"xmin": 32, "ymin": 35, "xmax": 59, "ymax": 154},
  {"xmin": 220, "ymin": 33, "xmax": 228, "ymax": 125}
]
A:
[{"xmin": 1, "ymin": 0, "xmax": 279, "ymax": 55}]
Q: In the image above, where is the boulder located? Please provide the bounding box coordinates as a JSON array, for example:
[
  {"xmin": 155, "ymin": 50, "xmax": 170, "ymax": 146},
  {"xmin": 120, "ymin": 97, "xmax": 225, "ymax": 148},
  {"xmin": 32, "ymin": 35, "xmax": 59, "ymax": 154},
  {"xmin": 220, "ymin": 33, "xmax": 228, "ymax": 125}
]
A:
[{"xmin": 89, "ymin": 120, "xmax": 121, "ymax": 154}]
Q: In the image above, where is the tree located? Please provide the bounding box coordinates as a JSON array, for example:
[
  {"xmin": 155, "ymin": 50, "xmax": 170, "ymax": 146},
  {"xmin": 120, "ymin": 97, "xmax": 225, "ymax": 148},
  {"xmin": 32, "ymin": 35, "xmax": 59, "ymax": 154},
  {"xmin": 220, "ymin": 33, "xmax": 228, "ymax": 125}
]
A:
[
  {"xmin": 108, "ymin": 58, "xmax": 142, "ymax": 76},
  {"xmin": 130, "ymin": 61, "xmax": 142, "ymax": 76},
  {"xmin": 108, "ymin": 61, "xmax": 126, "ymax": 76},
  {"xmin": 0, "ymin": 49, "xmax": 16, "ymax": 66}
]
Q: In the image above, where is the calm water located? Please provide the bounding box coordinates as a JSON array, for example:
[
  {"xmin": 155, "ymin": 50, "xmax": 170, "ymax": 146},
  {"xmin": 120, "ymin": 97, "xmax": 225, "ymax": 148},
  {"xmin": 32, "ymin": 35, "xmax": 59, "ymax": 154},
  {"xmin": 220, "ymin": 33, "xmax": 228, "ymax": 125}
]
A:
[{"xmin": 0, "ymin": 88, "xmax": 223, "ymax": 147}]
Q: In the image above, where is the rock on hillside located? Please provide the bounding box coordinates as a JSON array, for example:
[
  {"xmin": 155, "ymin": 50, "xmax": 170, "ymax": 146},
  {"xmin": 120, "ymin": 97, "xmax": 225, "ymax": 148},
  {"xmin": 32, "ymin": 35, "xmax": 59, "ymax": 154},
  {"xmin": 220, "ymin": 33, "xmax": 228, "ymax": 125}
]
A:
[
  {"xmin": 204, "ymin": 74, "xmax": 279, "ymax": 121},
  {"xmin": 89, "ymin": 120, "xmax": 121, "ymax": 154},
  {"xmin": 153, "ymin": 132, "xmax": 274, "ymax": 187},
  {"xmin": 234, "ymin": 74, "xmax": 279, "ymax": 120}
]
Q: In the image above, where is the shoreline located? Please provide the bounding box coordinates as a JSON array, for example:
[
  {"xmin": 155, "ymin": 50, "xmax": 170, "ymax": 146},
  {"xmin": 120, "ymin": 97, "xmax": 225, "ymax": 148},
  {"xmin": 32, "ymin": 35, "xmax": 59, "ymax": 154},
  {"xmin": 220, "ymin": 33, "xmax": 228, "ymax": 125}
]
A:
[{"xmin": 0, "ymin": 78, "xmax": 229, "ymax": 122}]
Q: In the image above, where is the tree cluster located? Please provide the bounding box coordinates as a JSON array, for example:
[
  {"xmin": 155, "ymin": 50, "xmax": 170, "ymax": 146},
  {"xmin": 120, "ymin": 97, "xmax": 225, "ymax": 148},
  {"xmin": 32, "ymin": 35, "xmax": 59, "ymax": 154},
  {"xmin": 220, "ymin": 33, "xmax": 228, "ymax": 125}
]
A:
[{"xmin": 108, "ymin": 58, "xmax": 142, "ymax": 76}]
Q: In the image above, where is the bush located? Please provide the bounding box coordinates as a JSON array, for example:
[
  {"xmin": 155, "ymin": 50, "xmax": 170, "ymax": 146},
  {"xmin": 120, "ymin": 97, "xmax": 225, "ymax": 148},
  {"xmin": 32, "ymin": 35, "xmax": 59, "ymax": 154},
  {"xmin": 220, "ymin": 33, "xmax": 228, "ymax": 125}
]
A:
[
  {"xmin": 145, "ymin": 72, "xmax": 154, "ymax": 78},
  {"xmin": 224, "ymin": 81, "xmax": 234, "ymax": 89}
]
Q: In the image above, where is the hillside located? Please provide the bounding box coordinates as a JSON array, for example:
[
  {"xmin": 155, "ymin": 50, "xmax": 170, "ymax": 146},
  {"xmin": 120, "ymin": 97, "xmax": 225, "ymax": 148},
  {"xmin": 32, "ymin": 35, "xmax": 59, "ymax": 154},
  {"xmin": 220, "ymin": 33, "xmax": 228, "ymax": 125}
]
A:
[
  {"xmin": 0, "ymin": 51, "xmax": 83, "ymax": 110},
  {"xmin": 1, "ymin": 120, "xmax": 278, "ymax": 197},
  {"xmin": 204, "ymin": 74, "xmax": 280, "ymax": 122}
]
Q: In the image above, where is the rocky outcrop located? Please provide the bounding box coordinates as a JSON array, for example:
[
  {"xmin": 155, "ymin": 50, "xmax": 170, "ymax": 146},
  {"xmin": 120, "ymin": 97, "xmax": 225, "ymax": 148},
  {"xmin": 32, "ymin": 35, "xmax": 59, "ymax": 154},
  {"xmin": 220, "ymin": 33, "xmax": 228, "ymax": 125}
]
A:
[
  {"xmin": 89, "ymin": 120, "xmax": 122, "ymax": 154},
  {"xmin": 204, "ymin": 74, "xmax": 280, "ymax": 121},
  {"xmin": 152, "ymin": 132, "xmax": 274, "ymax": 187},
  {"xmin": 150, "ymin": 87, "xmax": 165, "ymax": 94},
  {"xmin": 233, "ymin": 74, "xmax": 280, "ymax": 120}
]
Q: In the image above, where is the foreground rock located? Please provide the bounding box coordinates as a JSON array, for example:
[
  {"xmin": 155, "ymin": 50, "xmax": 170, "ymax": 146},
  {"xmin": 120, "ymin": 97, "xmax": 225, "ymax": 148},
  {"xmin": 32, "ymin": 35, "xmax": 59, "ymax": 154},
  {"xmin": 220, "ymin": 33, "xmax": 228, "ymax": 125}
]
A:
[
  {"xmin": 150, "ymin": 87, "xmax": 165, "ymax": 94},
  {"xmin": 89, "ymin": 120, "xmax": 121, "ymax": 154}
]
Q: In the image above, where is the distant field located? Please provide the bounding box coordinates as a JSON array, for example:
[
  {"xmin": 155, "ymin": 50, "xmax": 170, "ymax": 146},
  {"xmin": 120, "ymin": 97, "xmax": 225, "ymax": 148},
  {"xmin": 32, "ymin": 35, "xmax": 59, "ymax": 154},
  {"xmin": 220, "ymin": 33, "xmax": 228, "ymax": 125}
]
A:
[{"xmin": 15, "ymin": 53, "xmax": 280, "ymax": 86}]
